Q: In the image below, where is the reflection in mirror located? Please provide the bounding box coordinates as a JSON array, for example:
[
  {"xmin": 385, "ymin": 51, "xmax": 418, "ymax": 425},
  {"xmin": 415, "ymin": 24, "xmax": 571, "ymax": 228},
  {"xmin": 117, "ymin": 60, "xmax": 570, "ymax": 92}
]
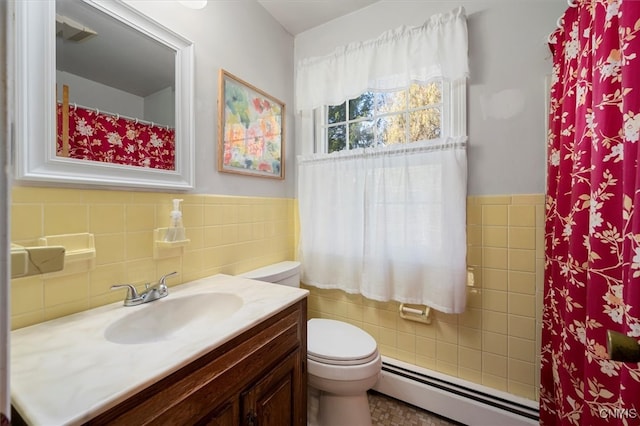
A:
[
  {"xmin": 56, "ymin": 0, "xmax": 176, "ymax": 170},
  {"xmin": 14, "ymin": 0, "xmax": 194, "ymax": 190}
]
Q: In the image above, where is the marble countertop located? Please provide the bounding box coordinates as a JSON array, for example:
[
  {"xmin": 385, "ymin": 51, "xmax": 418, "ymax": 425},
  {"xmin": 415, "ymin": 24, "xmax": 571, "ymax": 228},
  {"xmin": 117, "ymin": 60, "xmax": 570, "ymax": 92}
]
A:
[{"xmin": 10, "ymin": 274, "xmax": 308, "ymax": 425}]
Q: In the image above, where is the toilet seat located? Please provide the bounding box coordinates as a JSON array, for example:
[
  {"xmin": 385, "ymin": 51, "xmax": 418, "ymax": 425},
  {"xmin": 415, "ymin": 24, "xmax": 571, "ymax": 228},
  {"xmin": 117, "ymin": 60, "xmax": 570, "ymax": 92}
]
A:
[
  {"xmin": 308, "ymin": 319, "xmax": 378, "ymax": 366},
  {"xmin": 307, "ymin": 353, "xmax": 382, "ymax": 382}
]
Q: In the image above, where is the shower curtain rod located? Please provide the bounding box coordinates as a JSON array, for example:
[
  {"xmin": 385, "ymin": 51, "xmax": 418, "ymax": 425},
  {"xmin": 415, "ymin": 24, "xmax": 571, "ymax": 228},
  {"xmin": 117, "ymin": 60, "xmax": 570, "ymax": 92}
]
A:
[{"xmin": 58, "ymin": 100, "xmax": 173, "ymax": 130}]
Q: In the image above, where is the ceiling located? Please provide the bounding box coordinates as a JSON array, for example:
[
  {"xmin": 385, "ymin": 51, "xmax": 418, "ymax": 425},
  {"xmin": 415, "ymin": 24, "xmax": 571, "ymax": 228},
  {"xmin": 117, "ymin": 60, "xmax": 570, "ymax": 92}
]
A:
[
  {"xmin": 257, "ymin": 0, "xmax": 380, "ymax": 35},
  {"xmin": 56, "ymin": 0, "xmax": 380, "ymax": 98}
]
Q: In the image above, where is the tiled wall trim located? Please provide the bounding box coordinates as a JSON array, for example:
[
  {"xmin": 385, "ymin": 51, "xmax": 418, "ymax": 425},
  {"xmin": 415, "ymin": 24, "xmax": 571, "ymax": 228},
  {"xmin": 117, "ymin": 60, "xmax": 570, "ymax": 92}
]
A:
[
  {"xmin": 10, "ymin": 187, "xmax": 296, "ymax": 329},
  {"xmin": 302, "ymin": 194, "xmax": 545, "ymax": 402}
]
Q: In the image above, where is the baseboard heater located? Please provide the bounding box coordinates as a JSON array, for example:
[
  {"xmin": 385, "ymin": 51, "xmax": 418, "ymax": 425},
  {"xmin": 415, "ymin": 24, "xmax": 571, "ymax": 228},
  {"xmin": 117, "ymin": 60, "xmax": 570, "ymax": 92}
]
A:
[{"xmin": 372, "ymin": 357, "xmax": 539, "ymax": 426}]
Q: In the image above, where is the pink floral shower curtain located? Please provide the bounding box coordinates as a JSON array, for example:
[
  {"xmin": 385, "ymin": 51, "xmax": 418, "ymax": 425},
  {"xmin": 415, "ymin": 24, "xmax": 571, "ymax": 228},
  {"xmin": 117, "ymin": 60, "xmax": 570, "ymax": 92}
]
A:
[
  {"xmin": 541, "ymin": 1, "xmax": 640, "ymax": 425},
  {"xmin": 56, "ymin": 104, "xmax": 175, "ymax": 170}
]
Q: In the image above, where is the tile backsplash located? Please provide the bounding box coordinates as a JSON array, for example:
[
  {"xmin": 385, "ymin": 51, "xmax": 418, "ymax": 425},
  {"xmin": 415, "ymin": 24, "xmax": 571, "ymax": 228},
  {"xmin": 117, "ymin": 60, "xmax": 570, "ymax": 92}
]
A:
[
  {"xmin": 10, "ymin": 186, "xmax": 296, "ymax": 329},
  {"xmin": 11, "ymin": 187, "xmax": 543, "ymax": 402},
  {"xmin": 303, "ymin": 194, "xmax": 545, "ymax": 402}
]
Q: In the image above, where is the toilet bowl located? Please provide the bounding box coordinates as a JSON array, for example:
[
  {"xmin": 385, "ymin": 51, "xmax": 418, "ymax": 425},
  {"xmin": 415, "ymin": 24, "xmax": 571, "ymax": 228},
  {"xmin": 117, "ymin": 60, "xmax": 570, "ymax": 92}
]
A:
[
  {"xmin": 307, "ymin": 318, "xmax": 382, "ymax": 426},
  {"xmin": 240, "ymin": 262, "xmax": 382, "ymax": 426}
]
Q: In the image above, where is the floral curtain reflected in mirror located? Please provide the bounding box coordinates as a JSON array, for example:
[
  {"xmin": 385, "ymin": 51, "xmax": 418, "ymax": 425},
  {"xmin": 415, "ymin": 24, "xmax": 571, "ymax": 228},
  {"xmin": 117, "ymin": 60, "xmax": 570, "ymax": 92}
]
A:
[
  {"xmin": 55, "ymin": 0, "xmax": 176, "ymax": 171},
  {"xmin": 56, "ymin": 86, "xmax": 175, "ymax": 170},
  {"xmin": 14, "ymin": 0, "xmax": 194, "ymax": 190}
]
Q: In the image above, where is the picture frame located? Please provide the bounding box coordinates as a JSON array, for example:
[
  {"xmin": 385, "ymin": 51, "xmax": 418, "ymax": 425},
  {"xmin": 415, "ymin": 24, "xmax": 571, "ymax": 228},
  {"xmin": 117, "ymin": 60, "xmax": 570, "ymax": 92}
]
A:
[{"xmin": 218, "ymin": 69, "xmax": 285, "ymax": 179}]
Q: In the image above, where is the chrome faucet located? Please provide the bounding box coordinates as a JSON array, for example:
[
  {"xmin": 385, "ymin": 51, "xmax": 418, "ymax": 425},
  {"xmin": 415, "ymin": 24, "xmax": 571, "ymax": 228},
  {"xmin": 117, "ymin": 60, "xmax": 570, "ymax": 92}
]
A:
[{"xmin": 111, "ymin": 271, "xmax": 178, "ymax": 306}]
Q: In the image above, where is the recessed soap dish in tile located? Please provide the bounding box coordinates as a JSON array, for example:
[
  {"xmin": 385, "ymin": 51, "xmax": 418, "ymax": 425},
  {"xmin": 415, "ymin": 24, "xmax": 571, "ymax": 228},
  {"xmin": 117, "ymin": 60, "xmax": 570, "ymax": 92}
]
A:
[
  {"xmin": 10, "ymin": 243, "xmax": 65, "ymax": 278},
  {"xmin": 38, "ymin": 233, "xmax": 96, "ymax": 266}
]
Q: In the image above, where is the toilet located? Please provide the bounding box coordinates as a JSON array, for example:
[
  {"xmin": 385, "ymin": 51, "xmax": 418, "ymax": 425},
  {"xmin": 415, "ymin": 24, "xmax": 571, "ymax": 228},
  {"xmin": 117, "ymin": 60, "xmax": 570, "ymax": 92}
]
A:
[{"xmin": 241, "ymin": 261, "xmax": 382, "ymax": 426}]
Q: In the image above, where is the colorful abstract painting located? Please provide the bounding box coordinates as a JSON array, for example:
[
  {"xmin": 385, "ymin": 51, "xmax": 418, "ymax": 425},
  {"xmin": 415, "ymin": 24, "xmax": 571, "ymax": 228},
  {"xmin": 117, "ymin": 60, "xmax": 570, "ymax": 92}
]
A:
[{"xmin": 218, "ymin": 70, "xmax": 285, "ymax": 179}]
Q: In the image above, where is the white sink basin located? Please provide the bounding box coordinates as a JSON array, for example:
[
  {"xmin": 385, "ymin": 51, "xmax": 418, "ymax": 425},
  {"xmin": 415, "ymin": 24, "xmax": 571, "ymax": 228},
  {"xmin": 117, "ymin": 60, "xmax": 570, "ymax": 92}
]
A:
[{"xmin": 104, "ymin": 292, "xmax": 243, "ymax": 344}]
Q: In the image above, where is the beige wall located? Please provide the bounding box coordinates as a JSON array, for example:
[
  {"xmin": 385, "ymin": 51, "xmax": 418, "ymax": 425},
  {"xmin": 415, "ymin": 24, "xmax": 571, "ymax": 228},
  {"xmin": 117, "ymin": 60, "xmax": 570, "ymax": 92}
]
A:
[
  {"xmin": 303, "ymin": 194, "xmax": 544, "ymax": 402},
  {"xmin": 10, "ymin": 186, "xmax": 296, "ymax": 329}
]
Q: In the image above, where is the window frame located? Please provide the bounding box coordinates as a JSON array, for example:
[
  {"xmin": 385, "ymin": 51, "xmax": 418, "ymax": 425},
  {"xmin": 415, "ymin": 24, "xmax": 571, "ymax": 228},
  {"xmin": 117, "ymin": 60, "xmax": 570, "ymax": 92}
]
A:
[{"xmin": 314, "ymin": 78, "xmax": 467, "ymax": 154}]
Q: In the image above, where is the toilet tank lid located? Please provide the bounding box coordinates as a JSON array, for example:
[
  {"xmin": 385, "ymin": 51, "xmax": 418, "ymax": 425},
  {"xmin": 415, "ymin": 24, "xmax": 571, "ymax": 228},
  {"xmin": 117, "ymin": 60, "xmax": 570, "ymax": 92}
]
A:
[{"xmin": 240, "ymin": 261, "xmax": 301, "ymax": 282}]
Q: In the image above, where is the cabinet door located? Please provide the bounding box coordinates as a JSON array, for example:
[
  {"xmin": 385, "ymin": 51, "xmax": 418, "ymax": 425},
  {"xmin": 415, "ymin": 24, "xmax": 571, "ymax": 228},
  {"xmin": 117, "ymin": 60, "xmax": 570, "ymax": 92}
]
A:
[
  {"xmin": 86, "ymin": 301, "xmax": 307, "ymax": 426},
  {"xmin": 241, "ymin": 350, "xmax": 304, "ymax": 426},
  {"xmin": 194, "ymin": 398, "xmax": 239, "ymax": 426}
]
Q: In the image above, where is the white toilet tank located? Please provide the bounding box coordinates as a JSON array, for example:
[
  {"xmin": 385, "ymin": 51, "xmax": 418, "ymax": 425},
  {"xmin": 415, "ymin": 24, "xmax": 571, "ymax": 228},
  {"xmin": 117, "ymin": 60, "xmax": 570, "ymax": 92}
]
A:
[{"xmin": 240, "ymin": 261, "xmax": 301, "ymax": 288}]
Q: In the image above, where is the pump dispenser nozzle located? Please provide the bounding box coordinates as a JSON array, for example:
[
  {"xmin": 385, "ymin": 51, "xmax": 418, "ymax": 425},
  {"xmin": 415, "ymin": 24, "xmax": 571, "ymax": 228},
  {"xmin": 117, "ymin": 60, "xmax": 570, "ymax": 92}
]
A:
[
  {"xmin": 172, "ymin": 198, "xmax": 183, "ymax": 215},
  {"xmin": 164, "ymin": 199, "xmax": 185, "ymax": 242}
]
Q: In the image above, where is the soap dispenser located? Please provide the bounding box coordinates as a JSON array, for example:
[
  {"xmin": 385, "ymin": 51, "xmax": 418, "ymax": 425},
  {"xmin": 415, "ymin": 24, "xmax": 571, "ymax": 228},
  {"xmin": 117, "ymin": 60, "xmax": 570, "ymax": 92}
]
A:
[{"xmin": 165, "ymin": 199, "xmax": 186, "ymax": 242}]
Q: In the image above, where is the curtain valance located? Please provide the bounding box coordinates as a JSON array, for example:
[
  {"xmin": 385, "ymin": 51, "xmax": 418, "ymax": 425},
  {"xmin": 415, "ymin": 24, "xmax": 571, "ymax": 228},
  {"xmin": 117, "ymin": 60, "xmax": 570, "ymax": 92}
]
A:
[{"xmin": 295, "ymin": 6, "xmax": 469, "ymax": 111}]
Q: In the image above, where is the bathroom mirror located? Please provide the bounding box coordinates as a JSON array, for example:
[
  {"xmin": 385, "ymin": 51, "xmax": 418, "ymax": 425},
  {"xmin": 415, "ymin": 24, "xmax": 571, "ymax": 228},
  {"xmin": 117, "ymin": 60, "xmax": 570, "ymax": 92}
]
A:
[{"xmin": 13, "ymin": 0, "xmax": 195, "ymax": 190}]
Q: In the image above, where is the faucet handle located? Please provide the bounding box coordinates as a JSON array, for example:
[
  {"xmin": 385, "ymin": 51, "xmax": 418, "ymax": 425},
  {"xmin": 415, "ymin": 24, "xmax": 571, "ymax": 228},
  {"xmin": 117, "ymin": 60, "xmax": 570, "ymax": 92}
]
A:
[
  {"xmin": 159, "ymin": 271, "xmax": 178, "ymax": 286},
  {"xmin": 111, "ymin": 284, "xmax": 141, "ymax": 303}
]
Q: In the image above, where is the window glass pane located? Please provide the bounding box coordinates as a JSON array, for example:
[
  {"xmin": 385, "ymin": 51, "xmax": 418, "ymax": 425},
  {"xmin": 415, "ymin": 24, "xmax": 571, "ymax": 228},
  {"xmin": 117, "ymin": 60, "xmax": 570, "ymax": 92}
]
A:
[
  {"xmin": 409, "ymin": 82, "xmax": 442, "ymax": 108},
  {"xmin": 328, "ymin": 102, "xmax": 346, "ymax": 124},
  {"xmin": 410, "ymin": 108, "xmax": 440, "ymax": 141},
  {"xmin": 328, "ymin": 124, "xmax": 346, "ymax": 152},
  {"xmin": 322, "ymin": 79, "xmax": 451, "ymax": 152},
  {"xmin": 375, "ymin": 90, "xmax": 406, "ymax": 115},
  {"xmin": 349, "ymin": 121, "xmax": 375, "ymax": 149},
  {"xmin": 376, "ymin": 114, "xmax": 406, "ymax": 146},
  {"xmin": 349, "ymin": 92, "xmax": 375, "ymax": 120}
]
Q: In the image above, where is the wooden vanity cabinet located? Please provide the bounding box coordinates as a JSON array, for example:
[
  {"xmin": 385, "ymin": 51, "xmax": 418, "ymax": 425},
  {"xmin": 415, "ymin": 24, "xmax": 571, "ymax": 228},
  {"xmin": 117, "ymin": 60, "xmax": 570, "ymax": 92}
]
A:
[{"xmin": 87, "ymin": 299, "xmax": 307, "ymax": 426}]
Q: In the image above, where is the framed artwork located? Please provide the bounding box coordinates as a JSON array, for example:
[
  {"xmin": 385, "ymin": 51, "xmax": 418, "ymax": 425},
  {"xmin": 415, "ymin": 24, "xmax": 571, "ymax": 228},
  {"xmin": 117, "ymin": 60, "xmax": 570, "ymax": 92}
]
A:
[{"xmin": 218, "ymin": 69, "xmax": 285, "ymax": 179}]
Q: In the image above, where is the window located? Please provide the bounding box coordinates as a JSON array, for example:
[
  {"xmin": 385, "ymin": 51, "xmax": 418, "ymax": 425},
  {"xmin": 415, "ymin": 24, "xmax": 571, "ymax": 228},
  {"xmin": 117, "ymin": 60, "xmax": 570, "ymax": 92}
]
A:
[
  {"xmin": 297, "ymin": 9, "xmax": 469, "ymax": 312},
  {"xmin": 317, "ymin": 79, "xmax": 465, "ymax": 153}
]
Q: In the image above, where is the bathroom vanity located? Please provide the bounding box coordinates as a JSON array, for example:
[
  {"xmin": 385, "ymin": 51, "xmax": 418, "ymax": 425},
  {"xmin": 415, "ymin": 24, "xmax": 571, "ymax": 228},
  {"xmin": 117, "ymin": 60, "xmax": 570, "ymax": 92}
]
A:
[{"xmin": 10, "ymin": 275, "xmax": 308, "ymax": 425}]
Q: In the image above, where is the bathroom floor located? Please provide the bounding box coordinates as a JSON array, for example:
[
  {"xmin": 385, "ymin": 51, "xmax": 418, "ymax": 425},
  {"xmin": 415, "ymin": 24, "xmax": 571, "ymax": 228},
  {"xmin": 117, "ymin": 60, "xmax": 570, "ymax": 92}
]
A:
[
  {"xmin": 307, "ymin": 387, "xmax": 462, "ymax": 426},
  {"xmin": 368, "ymin": 391, "xmax": 463, "ymax": 426}
]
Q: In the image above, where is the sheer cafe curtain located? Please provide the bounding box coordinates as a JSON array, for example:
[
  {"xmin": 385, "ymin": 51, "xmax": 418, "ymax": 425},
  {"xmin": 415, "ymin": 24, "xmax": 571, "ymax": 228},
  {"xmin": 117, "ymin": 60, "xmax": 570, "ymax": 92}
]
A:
[{"xmin": 296, "ymin": 7, "xmax": 469, "ymax": 314}]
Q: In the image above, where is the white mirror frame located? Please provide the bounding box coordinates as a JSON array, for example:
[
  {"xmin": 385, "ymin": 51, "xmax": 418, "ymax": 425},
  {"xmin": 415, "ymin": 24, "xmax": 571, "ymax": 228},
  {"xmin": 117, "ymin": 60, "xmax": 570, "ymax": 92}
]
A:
[{"xmin": 13, "ymin": 0, "xmax": 195, "ymax": 190}]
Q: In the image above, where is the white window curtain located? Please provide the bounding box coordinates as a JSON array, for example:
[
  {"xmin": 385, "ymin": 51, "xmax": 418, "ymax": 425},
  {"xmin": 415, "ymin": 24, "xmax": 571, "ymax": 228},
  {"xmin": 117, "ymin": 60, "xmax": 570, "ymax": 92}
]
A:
[
  {"xmin": 298, "ymin": 139, "xmax": 468, "ymax": 313},
  {"xmin": 296, "ymin": 7, "xmax": 469, "ymax": 313},
  {"xmin": 295, "ymin": 6, "xmax": 468, "ymax": 112}
]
